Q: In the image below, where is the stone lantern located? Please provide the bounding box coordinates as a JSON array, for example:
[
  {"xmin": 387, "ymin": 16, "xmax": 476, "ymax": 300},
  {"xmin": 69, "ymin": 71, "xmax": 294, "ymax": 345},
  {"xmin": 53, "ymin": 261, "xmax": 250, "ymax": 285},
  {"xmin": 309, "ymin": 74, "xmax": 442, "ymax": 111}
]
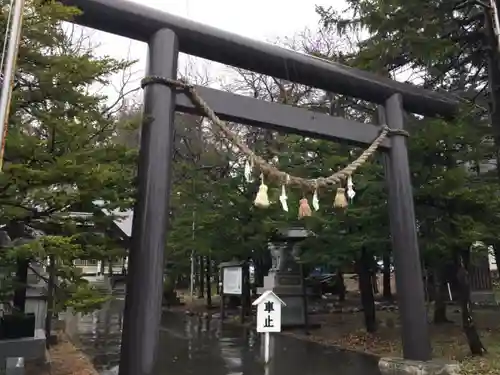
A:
[{"xmin": 257, "ymin": 226, "xmax": 313, "ymax": 327}]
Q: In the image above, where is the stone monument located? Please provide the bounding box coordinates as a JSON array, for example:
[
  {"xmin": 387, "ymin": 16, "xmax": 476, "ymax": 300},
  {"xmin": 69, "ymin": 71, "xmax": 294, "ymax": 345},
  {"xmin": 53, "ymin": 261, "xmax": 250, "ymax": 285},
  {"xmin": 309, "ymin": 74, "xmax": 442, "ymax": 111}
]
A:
[{"xmin": 257, "ymin": 227, "xmax": 313, "ymax": 327}]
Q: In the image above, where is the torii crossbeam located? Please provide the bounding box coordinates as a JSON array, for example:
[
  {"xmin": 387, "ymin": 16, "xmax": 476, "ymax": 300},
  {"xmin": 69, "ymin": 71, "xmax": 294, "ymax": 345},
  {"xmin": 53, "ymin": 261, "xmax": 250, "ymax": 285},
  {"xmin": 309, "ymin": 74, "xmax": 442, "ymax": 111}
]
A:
[{"xmin": 58, "ymin": 1, "xmax": 459, "ymax": 375}]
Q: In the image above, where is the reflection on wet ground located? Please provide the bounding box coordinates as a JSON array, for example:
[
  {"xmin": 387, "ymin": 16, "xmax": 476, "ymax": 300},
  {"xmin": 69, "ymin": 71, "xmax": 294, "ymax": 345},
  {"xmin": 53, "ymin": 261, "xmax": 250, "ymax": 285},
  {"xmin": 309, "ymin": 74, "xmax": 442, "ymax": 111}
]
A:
[{"xmin": 69, "ymin": 299, "xmax": 381, "ymax": 375}]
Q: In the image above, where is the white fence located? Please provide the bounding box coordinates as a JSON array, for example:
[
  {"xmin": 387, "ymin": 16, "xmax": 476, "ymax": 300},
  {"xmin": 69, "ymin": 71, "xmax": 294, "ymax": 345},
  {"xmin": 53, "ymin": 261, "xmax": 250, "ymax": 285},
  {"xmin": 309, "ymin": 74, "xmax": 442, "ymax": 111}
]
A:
[{"xmin": 73, "ymin": 258, "xmax": 127, "ymax": 275}]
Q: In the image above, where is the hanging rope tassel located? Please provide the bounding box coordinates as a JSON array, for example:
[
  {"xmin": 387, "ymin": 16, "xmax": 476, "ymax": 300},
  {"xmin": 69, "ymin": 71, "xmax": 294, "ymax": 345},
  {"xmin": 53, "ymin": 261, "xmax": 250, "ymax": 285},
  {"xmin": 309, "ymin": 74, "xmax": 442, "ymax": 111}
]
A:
[
  {"xmin": 333, "ymin": 187, "xmax": 348, "ymax": 209},
  {"xmin": 279, "ymin": 174, "xmax": 290, "ymax": 212},
  {"xmin": 346, "ymin": 176, "xmax": 356, "ymax": 202},
  {"xmin": 279, "ymin": 184, "xmax": 288, "ymax": 212},
  {"xmin": 244, "ymin": 159, "xmax": 253, "ymax": 183},
  {"xmin": 254, "ymin": 173, "xmax": 270, "ymax": 208},
  {"xmin": 298, "ymin": 197, "xmax": 312, "ymax": 218},
  {"xmin": 312, "ymin": 189, "xmax": 320, "ymax": 211}
]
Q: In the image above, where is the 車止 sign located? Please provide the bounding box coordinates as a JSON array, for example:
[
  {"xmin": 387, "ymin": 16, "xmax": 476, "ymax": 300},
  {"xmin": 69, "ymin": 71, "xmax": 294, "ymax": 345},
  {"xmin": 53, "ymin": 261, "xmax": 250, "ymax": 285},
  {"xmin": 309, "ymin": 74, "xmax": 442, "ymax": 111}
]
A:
[{"xmin": 253, "ymin": 290, "xmax": 286, "ymax": 333}]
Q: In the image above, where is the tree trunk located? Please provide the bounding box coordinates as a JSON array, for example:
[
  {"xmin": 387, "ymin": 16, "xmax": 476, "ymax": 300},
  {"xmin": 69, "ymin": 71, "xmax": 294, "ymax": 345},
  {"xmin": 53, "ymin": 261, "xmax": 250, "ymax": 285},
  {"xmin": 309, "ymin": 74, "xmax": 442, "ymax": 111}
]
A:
[
  {"xmin": 433, "ymin": 268, "xmax": 451, "ymax": 324},
  {"xmin": 382, "ymin": 254, "xmax": 392, "ymax": 300},
  {"xmin": 205, "ymin": 256, "xmax": 212, "ymax": 308},
  {"xmin": 372, "ymin": 273, "xmax": 379, "ymax": 295},
  {"xmin": 198, "ymin": 256, "xmax": 205, "ymax": 298},
  {"xmin": 357, "ymin": 248, "xmax": 377, "ymax": 333},
  {"xmin": 214, "ymin": 263, "xmax": 220, "ymax": 295},
  {"xmin": 457, "ymin": 260, "xmax": 487, "ymax": 355},
  {"xmin": 7, "ymin": 222, "xmax": 28, "ymax": 313},
  {"xmin": 13, "ymin": 258, "xmax": 29, "ymax": 312},
  {"xmin": 336, "ymin": 270, "xmax": 346, "ymax": 302},
  {"xmin": 194, "ymin": 254, "xmax": 200, "ymax": 293},
  {"xmin": 45, "ymin": 256, "xmax": 56, "ymax": 347},
  {"xmin": 253, "ymin": 255, "xmax": 267, "ymax": 297}
]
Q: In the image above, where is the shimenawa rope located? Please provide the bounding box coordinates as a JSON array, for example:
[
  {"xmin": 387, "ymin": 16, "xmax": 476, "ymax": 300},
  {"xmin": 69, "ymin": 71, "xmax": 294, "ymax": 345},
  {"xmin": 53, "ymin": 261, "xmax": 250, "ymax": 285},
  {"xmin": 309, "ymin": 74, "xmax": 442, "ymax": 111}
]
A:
[{"xmin": 140, "ymin": 76, "xmax": 408, "ymax": 191}]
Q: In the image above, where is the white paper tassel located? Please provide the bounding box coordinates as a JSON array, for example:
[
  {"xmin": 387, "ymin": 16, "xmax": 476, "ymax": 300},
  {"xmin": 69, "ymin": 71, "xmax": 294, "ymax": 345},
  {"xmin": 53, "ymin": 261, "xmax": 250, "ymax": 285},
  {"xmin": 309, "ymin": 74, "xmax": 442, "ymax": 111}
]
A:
[
  {"xmin": 279, "ymin": 184, "xmax": 288, "ymax": 212},
  {"xmin": 254, "ymin": 173, "xmax": 270, "ymax": 208},
  {"xmin": 312, "ymin": 189, "xmax": 320, "ymax": 211},
  {"xmin": 244, "ymin": 159, "xmax": 252, "ymax": 182},
  {"xmin": 347, "ymin": 176, "xmax": 356, "ymax": 201}
]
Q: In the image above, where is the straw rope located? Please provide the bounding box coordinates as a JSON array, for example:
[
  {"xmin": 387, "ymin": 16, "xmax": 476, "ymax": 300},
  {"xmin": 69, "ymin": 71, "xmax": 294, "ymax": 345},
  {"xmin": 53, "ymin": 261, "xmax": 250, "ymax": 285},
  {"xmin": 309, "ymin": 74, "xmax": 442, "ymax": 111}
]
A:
[{"xmin": 141, "ymin": 76, "xmax": 408, "ymax": 190}]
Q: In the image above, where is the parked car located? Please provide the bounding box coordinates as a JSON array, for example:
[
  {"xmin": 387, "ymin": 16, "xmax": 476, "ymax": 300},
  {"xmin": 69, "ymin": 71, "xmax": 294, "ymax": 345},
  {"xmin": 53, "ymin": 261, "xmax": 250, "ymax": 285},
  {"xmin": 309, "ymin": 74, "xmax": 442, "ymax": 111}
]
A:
[{"xmin": 306, "ymin": 268, "xmax": 343, "ymax": 297}]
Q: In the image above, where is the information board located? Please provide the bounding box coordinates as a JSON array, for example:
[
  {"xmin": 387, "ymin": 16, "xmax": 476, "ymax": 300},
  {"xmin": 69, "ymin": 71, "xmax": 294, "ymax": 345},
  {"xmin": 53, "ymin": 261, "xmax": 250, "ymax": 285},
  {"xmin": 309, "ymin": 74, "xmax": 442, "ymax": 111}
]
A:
[{"xmin": 223, "ymin": 267, "xmax": 242, "ymax": 295}]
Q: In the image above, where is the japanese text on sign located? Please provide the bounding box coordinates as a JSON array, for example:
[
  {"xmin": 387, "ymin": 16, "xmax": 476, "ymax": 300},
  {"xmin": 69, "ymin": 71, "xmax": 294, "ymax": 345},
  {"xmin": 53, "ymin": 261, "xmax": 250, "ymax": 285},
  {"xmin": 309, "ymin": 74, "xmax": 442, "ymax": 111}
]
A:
[{"xmin": 254, "ymin": 291, "xmax": 284, "ymax": 333}]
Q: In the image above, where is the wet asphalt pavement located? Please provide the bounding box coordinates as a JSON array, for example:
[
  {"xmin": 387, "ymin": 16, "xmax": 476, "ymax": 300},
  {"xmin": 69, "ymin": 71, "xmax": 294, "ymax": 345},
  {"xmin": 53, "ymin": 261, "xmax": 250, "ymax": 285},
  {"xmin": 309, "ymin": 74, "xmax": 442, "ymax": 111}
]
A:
[{"xmin": 69, "ymin": 299, "xmax": 381, "ymax": 375}]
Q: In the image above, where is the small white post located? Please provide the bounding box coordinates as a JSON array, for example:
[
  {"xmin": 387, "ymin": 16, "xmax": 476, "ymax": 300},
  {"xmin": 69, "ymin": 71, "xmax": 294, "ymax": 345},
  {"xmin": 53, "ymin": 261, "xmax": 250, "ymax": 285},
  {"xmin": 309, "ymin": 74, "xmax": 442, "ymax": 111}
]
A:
[
  {"xmin": 447, "ymin": 283, "xmax": 453, "ymax": 301},
  {"xmin": 252, "ymin": 290, "xmax": 285, "ymax": 365},
  {"xmin": 264, "ymin": 331, "xmax": 270, "ymax": 364}
]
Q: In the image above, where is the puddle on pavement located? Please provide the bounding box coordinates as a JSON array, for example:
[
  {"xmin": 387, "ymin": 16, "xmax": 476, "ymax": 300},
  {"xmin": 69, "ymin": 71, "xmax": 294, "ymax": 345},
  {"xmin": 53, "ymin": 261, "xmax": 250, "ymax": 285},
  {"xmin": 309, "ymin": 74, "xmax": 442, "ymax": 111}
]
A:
[{"xmin": 67, "ymin": 299, "xmax": 381, "ymax": 375}]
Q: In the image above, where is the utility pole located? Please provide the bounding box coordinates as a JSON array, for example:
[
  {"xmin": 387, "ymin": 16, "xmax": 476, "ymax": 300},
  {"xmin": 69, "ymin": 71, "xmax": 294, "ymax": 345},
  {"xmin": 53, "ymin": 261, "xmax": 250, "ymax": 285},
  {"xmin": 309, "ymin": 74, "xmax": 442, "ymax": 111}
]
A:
[
  {"xmin": 0, "ymin": 0, "xmax": 26, "ymax": 170},
  {"xmin": 489, "ymin": 0, "xmax": 500, "ymax": 51},
  {"xmin": 485, "ymin": 1, "xmax": 500, "ymax": 138}
]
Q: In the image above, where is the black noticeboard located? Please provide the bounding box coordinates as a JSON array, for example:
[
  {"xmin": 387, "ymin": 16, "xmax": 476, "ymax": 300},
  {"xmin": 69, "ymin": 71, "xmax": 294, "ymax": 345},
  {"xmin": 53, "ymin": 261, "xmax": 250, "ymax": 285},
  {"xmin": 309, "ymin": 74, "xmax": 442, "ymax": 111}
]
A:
[{"xmin": 219, "ymin": 260, "xmax": 251, "ymax": 323}]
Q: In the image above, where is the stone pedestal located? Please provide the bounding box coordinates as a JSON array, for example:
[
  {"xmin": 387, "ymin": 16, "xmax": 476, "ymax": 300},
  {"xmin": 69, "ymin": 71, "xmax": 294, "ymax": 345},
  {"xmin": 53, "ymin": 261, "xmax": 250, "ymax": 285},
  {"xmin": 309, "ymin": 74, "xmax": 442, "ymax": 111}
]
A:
[
  {"xmin": 0, "ymin": 329, "xmax": 46, "ymax": 374},
  {"xmin": 378, "ymin": 358, "xmax": 460, "ymax": 375},
  {"xmin": 257, "ymin": 271, "xmax": 305, "ymax": 327},
  {"xmin": 26, "ymin": 262, "xmax": 49, "ymax": 331},
  {"xmin": 25, "ymin": 287, "xmax": 47, "ymax": 330},
  {"xmin": 256, "ymin": 227, "xmax": 313, "ymax": 328}
]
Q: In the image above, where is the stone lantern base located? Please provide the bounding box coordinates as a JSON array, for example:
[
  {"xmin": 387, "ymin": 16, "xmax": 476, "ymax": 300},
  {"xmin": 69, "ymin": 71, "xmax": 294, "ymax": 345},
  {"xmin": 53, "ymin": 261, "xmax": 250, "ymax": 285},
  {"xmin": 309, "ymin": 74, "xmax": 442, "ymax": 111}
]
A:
[
  {"xmin": 256, "ymin": 227, "xmax": 314, "ymax": 328},
  {"xmin": 257, "ymin": 271, "xmax": 305, "ymax": 327}
]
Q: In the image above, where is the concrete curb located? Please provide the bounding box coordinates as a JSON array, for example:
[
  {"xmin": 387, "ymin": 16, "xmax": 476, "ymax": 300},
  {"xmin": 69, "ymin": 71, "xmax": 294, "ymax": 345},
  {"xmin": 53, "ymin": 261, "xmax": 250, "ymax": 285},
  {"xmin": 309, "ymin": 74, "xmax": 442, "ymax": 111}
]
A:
[{"xmin": 379, "ymin": 357, "xmax": 461, "ymax": 375}]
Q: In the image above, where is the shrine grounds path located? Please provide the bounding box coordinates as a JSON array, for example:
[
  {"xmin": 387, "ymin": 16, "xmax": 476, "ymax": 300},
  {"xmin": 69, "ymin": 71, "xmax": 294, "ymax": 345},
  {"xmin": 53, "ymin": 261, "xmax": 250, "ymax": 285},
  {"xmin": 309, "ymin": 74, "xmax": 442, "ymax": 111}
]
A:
[{"xmin": 66, "ymin": 299, "xmax": 381, "ymax": 375}]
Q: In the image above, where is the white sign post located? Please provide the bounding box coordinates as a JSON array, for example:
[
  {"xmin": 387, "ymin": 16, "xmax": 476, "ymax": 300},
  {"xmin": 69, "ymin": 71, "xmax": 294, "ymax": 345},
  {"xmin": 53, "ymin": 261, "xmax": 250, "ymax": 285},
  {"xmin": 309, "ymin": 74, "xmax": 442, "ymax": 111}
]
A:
[{"xmin": 252, "ymin": 290, "xmax": 286, "ymax": 364}]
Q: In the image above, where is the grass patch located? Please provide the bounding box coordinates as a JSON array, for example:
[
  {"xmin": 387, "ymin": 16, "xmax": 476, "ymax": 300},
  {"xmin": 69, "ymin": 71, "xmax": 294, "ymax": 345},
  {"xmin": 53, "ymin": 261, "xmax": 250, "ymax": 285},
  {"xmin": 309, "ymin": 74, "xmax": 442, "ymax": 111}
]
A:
[{"xmin": 460, "ymin": 334, "xmax": 500, "ymax": 375}]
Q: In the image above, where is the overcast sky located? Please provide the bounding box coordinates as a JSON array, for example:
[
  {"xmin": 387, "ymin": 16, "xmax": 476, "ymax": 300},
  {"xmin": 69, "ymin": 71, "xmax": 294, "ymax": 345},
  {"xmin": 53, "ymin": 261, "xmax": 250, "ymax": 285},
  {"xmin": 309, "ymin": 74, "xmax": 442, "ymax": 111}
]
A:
[
  {"xmin": 76, "ymin": 0, "xmax": 342, "ymax": 259},
  {"xmin": 81, "ymin": 0, "xmax": 341, "ymax": 103}
]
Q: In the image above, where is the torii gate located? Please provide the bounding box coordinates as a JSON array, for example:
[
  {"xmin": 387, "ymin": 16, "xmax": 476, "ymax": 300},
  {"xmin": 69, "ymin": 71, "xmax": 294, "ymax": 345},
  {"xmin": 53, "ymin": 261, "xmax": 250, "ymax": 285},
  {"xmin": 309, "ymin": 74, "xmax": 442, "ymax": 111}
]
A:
[{"xmin": 59, "ymin": 1, "xmax": 458, "ymax": 374}]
